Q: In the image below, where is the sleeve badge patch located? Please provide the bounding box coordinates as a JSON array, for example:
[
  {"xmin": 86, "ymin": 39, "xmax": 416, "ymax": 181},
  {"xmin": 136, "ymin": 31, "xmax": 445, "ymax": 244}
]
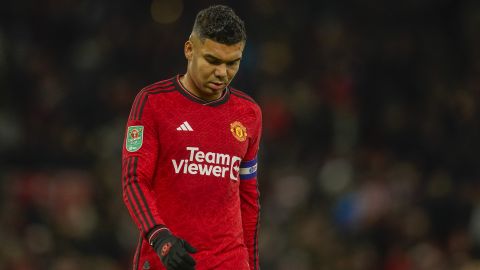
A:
[
  {"xmin": 230, "ymin": 121, "xmax": 247, "ymax": 142},
  {"xmin": 126, "ymin": 125, "xmax": 144, "ymax": 152}
]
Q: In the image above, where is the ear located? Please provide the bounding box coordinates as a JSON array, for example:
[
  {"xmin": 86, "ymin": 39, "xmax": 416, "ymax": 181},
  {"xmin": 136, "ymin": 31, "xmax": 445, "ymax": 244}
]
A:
[{"xmin": 184, "ymin": 40, "xmax": 193, "ymax": 61}]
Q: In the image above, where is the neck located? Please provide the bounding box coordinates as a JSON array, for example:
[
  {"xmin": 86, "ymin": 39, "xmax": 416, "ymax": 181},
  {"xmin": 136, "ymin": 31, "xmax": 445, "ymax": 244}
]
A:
[{"xmin": 179, "ymin": 73, "xmax": 195, "ymax": 94}]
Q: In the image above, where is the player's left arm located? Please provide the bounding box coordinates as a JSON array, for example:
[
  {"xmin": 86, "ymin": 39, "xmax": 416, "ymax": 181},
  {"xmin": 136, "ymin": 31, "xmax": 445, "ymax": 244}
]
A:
[{"xmin": 239, "ymin": 106, "xmax": 262, "ymax": 270}]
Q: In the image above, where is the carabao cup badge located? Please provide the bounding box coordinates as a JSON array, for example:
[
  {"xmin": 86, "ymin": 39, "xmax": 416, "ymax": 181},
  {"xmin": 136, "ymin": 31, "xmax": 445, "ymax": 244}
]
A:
[
  {"xmin": 230, "ymin": 121, "xmax": 247, "ymax": 142},
  {"xmin": 126, "ymin": 125, "xmax": 144, "ymax": 152}
]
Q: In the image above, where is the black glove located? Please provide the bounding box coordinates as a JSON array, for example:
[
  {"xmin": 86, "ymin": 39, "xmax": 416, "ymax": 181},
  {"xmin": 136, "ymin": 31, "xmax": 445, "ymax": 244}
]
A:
[{"xmin": 150, "ymin": 227, "xmax": 197, "ymax": 270}]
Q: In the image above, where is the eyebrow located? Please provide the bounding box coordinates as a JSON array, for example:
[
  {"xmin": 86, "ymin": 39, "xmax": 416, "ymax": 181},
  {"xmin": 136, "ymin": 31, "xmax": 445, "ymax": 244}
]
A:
[{"xmin": 204, "ymin": 54, "xmax": 241, "ymax": 63}]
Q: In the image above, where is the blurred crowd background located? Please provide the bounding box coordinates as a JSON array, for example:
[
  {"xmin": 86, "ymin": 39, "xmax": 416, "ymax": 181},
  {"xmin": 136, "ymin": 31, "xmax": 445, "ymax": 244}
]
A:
[{"xmin": 1, "ymin": 0, "xmax": 480, "ymax": 269}]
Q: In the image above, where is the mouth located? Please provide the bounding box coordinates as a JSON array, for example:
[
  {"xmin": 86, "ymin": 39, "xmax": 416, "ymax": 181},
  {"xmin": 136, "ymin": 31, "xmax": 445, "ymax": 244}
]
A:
[{"xmin": 208, "ymin": 82, "xmax": 226, "ymax": 91}]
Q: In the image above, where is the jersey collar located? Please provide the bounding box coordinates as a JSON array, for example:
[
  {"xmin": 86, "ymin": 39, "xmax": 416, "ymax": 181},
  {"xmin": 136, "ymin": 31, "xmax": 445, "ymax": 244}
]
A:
[{"xmin": 174, "ymin": 75, "xmax": 230, "ymax": 107}]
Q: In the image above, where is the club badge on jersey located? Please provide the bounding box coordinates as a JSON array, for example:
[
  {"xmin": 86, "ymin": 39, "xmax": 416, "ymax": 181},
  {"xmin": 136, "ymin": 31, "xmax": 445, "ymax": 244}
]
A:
[
  {"xmin": 230, "ymin": 121, "xmax": 247, "ymax": 142},
  {"xmin": 126, "ymin": 125, "xmax": 144, "ymax": 152}
]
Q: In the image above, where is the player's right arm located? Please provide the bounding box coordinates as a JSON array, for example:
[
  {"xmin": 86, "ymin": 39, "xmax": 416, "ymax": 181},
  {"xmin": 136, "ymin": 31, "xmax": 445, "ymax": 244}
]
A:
[
  {"xmin": 122, "ymin": 89, "xmax": 165, "ymax": 237},
  {"xmin": 122, "ymin": 87, "xmax": 196, "ymax": 270}
]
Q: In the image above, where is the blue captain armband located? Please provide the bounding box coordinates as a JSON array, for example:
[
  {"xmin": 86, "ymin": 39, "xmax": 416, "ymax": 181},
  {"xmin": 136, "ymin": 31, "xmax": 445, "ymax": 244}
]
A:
[{"xmin": 239, "ymin": 158, "xmax": 257, "ymax": 180}]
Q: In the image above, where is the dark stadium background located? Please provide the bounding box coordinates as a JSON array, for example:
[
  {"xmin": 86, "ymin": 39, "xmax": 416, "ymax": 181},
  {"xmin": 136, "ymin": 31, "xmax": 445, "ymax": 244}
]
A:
[{"xmin": 1, "ymin": 0, "xmax": 480, "ymax": 269}]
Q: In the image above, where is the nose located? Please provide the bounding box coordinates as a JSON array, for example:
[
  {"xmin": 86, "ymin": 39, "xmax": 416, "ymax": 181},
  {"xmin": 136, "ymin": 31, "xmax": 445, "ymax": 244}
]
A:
[{"xmin": 214, "ymin": 63, "xmax": 227, "ymax": 79}]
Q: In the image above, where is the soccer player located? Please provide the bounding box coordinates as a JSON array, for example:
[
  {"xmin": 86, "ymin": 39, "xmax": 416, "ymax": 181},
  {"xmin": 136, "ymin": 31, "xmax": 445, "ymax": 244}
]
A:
[{"xmin": 121, "ymin": 5, "xmax": 262, "ymax": 270}]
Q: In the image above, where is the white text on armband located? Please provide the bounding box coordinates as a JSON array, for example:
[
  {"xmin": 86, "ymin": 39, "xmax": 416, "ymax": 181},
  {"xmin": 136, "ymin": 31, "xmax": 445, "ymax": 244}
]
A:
[{"xmin": 239, "ymin": 158, "xmax": 257, "ymax": 180}]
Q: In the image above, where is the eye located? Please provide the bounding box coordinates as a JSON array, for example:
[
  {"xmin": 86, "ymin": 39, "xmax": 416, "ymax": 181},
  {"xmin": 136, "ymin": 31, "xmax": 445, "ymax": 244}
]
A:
[
  {"xmin": 205, "ymin": 57, "xmax": 221, "ymax": 65},
  {"xmin": 227, "ymin": 60, "xmax": 239, "ymax": 67}
]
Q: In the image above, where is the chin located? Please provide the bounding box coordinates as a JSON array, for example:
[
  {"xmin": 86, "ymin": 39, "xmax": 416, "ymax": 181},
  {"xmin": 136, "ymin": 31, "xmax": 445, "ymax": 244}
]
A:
[{"xmin": 205, "ymin": 86, "xmax": 224, "ymax": 93}]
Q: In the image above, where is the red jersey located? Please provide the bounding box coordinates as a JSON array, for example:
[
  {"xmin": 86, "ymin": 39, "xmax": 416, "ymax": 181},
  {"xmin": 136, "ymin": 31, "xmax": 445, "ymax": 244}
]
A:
[{"xmin": 122, "ymin": 75, "xmax": 262, "ymax": 270}]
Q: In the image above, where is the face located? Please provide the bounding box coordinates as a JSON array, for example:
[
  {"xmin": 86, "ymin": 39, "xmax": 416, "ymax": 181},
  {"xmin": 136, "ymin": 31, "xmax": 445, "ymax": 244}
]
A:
[{"xmin": 184, "ymin": 35, "xmax": 245, "ymax": 101}]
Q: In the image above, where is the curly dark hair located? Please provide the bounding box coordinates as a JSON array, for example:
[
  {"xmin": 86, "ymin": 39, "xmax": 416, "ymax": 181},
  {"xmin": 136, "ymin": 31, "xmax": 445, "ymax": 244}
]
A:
[{"xmin": 192, "ymin": 5, "xmax": 246, "ymax": 45}]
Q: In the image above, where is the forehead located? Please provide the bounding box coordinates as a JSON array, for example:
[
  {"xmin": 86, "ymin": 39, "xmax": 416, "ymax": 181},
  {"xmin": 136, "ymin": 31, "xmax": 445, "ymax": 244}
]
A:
[{"xmin": 197, "ymin": 38, "xmax": 245, "ymax": 61}]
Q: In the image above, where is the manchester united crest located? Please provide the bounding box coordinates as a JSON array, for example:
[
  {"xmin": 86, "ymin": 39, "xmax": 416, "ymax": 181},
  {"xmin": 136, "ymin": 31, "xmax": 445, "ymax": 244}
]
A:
[{"xmin": 230, "ymin": 121, "xmax": 247, "ymax": 142}]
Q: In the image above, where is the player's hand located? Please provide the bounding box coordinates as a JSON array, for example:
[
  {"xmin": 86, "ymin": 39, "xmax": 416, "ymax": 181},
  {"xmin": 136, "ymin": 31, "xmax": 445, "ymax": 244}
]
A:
[{"xmin": 153, "ymin": 234, "xmax": 197, "ymax": 270}]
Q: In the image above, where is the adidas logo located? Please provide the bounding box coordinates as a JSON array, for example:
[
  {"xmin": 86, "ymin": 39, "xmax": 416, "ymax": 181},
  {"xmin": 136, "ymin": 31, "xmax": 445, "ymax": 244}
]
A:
[{"xmin": 176, "ymin": 121, "xmax": 193, "ymax": 131}]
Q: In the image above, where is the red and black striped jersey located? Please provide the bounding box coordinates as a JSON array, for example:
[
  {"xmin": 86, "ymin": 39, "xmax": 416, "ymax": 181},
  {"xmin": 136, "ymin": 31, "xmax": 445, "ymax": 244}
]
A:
[{"xmin": 122, "ymin": 75, "xmax": 262, "ymax": 270}]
